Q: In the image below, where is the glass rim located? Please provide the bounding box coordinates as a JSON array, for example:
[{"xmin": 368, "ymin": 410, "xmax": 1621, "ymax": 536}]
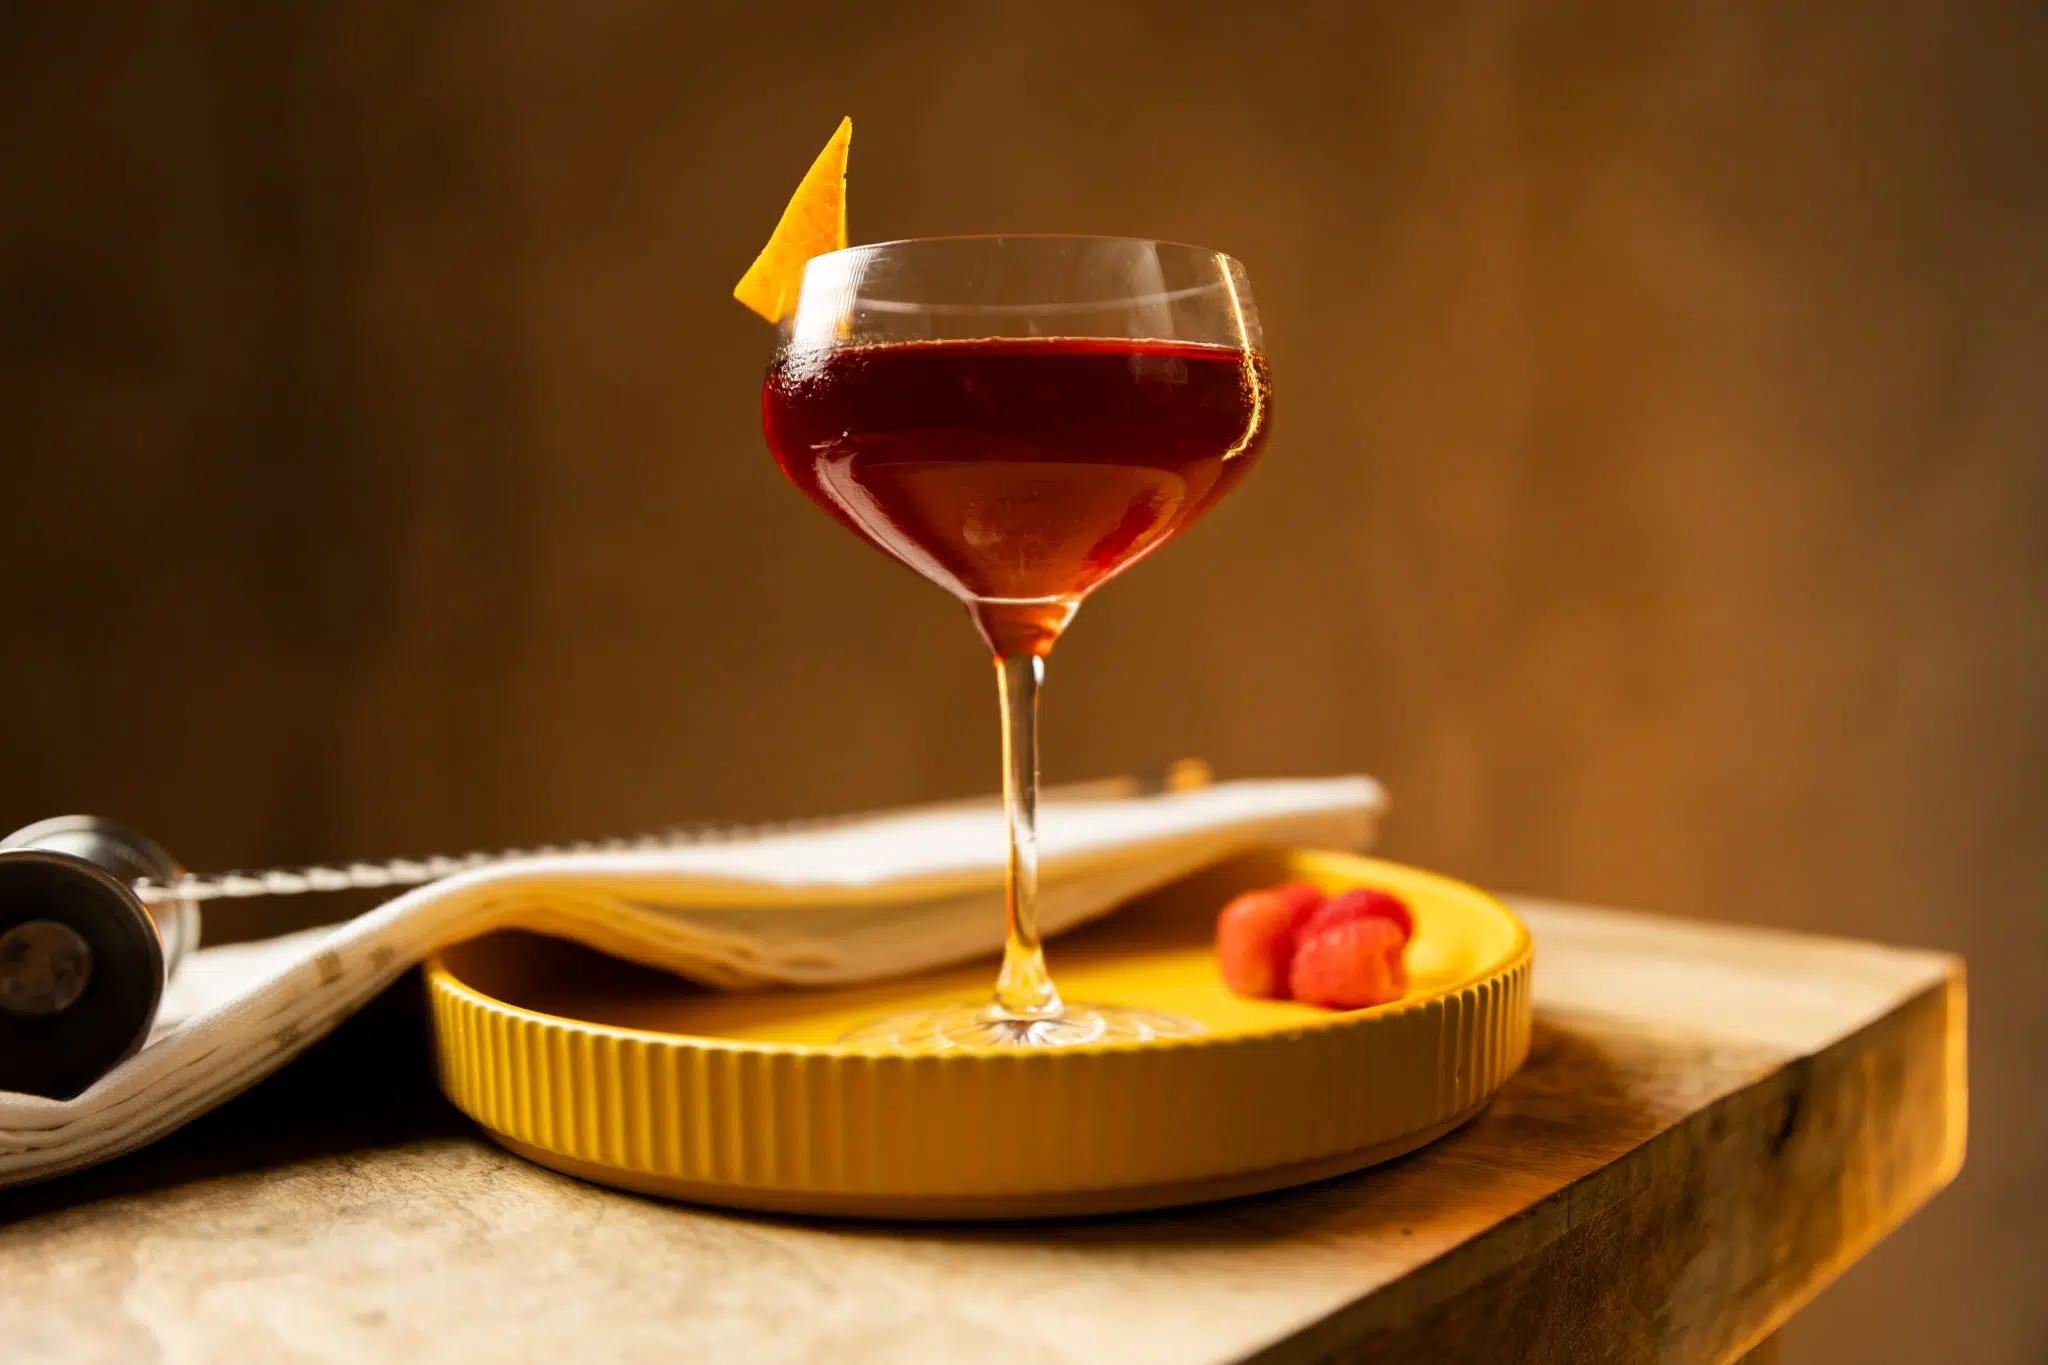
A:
[
  {"xmin": 788, "ymin": 234, "xmax": 1257, "ymax": 327},
  {"xmin": 803, "ymin": 232, "xmax": 1248, "ymax": 274}
]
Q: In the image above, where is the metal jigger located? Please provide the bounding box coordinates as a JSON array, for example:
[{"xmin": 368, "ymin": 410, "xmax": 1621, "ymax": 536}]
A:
[{"xmin": 0, "ymin": 817, "xmax": 199, "ymax": 1099}]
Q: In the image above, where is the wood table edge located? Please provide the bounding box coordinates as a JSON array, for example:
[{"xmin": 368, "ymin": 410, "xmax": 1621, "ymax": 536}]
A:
[{"xmin": 1242, "ymin": 963, "xmax": 1966, "ymax": 1365}]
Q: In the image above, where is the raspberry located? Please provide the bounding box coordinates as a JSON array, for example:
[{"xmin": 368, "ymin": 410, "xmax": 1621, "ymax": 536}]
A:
[
  {"xmin": 1300, "ymin": 886, "xmax": 1414, "ymax": 945},
  {"xmin": 1215, "ymin": 882, "xmax": 1323, "ymax": 999},
  {"xmin": 1288, "ymin": 916, "xmax": 1408, "ymax": 1009}
]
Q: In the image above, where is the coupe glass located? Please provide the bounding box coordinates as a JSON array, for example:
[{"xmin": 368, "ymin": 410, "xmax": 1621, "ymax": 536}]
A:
[{"xmin": 761, "ymin": 236, "xmax": 1271, "ymax": 1049}]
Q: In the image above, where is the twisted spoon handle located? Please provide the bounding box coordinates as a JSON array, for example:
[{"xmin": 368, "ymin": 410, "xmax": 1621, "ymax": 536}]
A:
[{"xmin": 130, "ymin": 762, "xmax": 1211, "ymax": 906}]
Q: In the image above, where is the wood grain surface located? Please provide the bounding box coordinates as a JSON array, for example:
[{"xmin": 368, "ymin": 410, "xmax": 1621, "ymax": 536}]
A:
[
  {"xmin": 0, "ymin": 3, "xmax": 2035, "ymax": 1359},
  {"xmin": 0, "ymin": 900, "xmax": 1965, "ymax": 1365}
]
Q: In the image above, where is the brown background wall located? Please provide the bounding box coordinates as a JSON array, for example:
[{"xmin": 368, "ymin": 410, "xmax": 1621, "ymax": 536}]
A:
[{"xmin": 2, "ymin": 2, "xmax": 2042, "ymax": 1359}]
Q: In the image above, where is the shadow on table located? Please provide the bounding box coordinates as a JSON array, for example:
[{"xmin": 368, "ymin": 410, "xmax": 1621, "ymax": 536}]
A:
[
  {"xmin": 1, "ymin": 1007, "xmax": 1659, "ymax": 1258},
  {"xmin": 0, "ymin": 971, "xmax": 468, "ymax": 1226}
]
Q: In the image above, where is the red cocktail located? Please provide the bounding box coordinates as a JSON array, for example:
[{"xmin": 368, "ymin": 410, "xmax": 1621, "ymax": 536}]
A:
[
  {"xmin": 766, "ymin": 336, "xmax": 1270, "ymax": 658},
  {"xmin": 763, "ymin": 236, "xmax": 1269, "ymax": 1048}
]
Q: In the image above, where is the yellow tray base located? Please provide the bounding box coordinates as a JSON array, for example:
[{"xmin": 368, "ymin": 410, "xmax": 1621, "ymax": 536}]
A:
[{"xmin": 428, "ymin": 848, "xmax": 1533, "ymax": 1221}]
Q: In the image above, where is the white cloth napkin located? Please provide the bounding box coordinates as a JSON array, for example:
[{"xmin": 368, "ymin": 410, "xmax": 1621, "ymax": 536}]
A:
[{"xmin": 0, "ymin": 776, "xmax": 1382, "ymax": 1189}]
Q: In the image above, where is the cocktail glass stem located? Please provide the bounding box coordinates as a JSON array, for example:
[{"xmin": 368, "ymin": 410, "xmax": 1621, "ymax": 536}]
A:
[
  {"xmin": 836, "ymin": 632, "xmax": 1203, "ymax": 1049},
  {"xmin": 991, "ymin": 650, "xmax": 1061, "ymax": 1020}
]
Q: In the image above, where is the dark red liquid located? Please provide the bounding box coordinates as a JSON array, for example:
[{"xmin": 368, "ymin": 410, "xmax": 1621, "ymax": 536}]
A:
[{"xmin": 763, "ymin": 337, "xmax": 1271, "ymax": 656}]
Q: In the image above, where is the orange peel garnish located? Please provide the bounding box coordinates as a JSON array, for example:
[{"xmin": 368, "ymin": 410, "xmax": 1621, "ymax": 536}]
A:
[{"xmin": 733, "ymin": 116, "xmax": 851, "ymax": 324}]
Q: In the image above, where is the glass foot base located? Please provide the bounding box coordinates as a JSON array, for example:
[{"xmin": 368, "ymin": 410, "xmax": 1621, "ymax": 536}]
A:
[{"xmin": 840, "ymin": 1003, "xmax": 1206, "ymax": 1053}]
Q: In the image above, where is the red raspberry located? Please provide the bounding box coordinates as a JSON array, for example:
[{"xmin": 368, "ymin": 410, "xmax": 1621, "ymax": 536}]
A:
[
  {"xmin": 1288, "ymin": 916, "xmax": 1408, "ymax": 1009},
  {"xmin": 1215, "ymin": 882, "xmax": 1323, "ymax": 999},
  {"xmin": 1300, "ymin": 886, "xmax": 1414, "ymax": 945}
]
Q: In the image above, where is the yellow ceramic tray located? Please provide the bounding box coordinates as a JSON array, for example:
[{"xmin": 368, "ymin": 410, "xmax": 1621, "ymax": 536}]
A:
[{"xmin": 426, "ymin": 848, "xmax": 1532, "ymax": 1220}]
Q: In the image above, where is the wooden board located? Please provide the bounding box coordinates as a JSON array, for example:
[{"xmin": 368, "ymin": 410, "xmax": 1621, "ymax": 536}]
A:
[{"xmin": 0, "ymin": 899, "xmax": 1964, "ymax": 1365}]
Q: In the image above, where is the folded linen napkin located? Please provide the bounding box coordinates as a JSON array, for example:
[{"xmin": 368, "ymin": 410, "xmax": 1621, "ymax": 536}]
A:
[{"xmin": 0, "ymin": 776, "xmax": 1383, "ymax": 1189}]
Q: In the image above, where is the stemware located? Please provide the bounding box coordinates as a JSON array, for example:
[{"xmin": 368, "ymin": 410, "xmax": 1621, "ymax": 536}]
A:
[{"xmin": 761, "ymin": 236, "xmax": 1270, "ymax": 1048}]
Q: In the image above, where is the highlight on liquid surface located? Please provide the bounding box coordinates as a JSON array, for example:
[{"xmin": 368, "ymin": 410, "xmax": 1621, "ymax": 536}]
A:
[{"xmin": 762, "ymin": 336, "xmax": 1271, "ymax": 656}]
